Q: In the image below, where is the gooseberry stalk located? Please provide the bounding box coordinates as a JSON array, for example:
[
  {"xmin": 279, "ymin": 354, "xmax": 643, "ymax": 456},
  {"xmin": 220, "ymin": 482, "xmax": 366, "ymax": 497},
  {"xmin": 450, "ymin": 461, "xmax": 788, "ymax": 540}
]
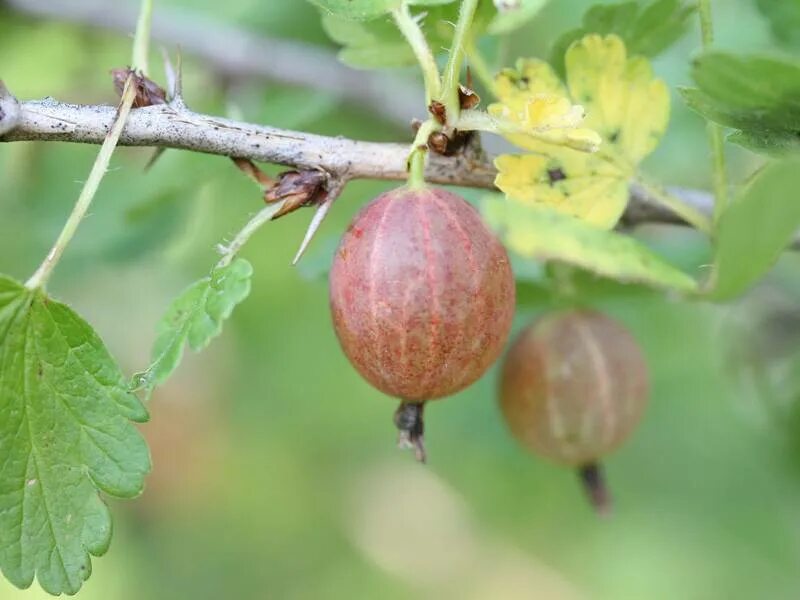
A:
[
  {"xmin": 392, "ymin": 2, "xmax": 441, "ymax": 104},
  {"xmin": 25, "ymin": 0, "xmax": 154, "ymax": 290},
  {"xmin": 407, "ymin": 119, "xmax": 438, "ymax": 189},
  {"xmin": 441, "ymin": 0, "xmax": 480, "ymax": 121},
  {"xmin": 25, "ymin": 78, "xmax": 137, "ymax": 290}
]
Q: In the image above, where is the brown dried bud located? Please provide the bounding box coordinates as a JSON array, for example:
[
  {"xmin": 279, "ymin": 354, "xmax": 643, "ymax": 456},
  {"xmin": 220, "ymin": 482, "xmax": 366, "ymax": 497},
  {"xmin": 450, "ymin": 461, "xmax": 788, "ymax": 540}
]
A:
[
  {"xmin": 427, "ymin": 130, "xmax": 475, "ymax": 157},
  {"xmin": 427, "ymin": 131, "xmax": 449, "ymax": 155},
  {"xmin": 111, "ymin": 67, "xmax": 167, "ymax": 108},
  {"xmin": 264, "ymin": 170, "xmax": 328, "ymax": 219},
  {"xmin": 428, "ymin": 100, "xmax": 447, "ymax": 125},
  {"xmin": 458, "ymin": 84, "xmax": 480, "ymax": 110}
]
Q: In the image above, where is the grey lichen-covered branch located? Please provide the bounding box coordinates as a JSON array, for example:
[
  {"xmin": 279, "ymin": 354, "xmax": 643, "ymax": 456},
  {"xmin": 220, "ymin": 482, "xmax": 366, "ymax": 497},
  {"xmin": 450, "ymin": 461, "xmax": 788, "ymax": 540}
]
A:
[{"xmin": 0, "ymin": 85, "xmax": 710, "ymax": 227}]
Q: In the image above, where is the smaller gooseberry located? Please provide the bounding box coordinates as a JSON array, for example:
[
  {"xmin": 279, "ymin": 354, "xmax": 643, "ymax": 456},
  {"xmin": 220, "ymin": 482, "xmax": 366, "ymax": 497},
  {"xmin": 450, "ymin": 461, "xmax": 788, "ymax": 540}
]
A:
[{"xmin": 499, "ymin": 310, "xmax": 649, "ymax": 513}]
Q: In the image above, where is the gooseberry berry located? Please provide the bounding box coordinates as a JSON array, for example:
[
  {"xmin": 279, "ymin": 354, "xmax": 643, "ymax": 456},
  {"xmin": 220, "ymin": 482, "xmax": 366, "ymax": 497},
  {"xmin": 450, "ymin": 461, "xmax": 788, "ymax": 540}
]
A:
[
  {"xmin": 499, "ymin": 310, "xmax": 648, "ymax": 512},
  {"xmin": 330, "ymin": 186, "xmax": 515, "ymax": 460}
]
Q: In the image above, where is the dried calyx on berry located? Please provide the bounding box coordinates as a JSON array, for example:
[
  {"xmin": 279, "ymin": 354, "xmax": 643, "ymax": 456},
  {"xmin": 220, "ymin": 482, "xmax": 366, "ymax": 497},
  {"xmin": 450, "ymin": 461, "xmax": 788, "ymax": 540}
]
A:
[
  {"xmin": 499, "ymin": 310, "xmax": 649, "ymax": 514},
  {"xmin": 330, "ymin": 186, "xmax": 516, "ymax": 462}
]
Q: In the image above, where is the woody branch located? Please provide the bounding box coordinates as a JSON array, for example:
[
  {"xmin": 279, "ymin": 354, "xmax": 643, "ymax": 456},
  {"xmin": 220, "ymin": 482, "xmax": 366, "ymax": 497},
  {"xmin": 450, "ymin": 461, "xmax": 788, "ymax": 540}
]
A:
[{"xmin": 0, "ymin": 83, "xmax": 711, "ymax": 227}]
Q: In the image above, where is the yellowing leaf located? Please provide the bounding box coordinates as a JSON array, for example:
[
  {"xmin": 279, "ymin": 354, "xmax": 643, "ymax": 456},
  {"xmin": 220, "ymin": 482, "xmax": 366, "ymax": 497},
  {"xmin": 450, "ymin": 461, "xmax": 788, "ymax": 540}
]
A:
[
  {"xmin": 566, "ymin": 34, "xmax": 669, "ymax": 166},
  {"xmin": 494, "ymin": 59, "xmax": 567, "ymax": 106},
  {"xmin": 487, "ymin": 59, "xmax": 600, "ymax": 152},
  {"xmin": 492, "ymin": 34, "xmax": 670, "ymax": 229},
  {"xmin": 487, "ymin": 98, "xmax": 602, "ymax": 152},
  {"xmin": 494, "ymin": 153, "xmax": 628, "ymax": 228},
  {"xmin": 482, "ymin": 196, "xmax": 697, "ymax": 293}
]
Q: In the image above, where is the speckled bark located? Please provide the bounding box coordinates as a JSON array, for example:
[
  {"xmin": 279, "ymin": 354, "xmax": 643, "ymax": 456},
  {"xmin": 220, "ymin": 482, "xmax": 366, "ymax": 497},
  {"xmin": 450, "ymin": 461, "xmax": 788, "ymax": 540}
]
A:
[
  {"xmin": 330, "ymin": 187, "xmax": 515, "ymax": 402},
  {"xmin": 0, "ymin": 89, "xmax": 725, "ymax": 231},
  {"xmin": 500, "ymin": 311, "xmax": 648, "ymax": 466}
]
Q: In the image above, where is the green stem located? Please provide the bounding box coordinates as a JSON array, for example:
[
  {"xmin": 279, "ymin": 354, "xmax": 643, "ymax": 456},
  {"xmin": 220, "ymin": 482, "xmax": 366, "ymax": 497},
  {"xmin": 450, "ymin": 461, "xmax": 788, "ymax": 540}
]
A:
[
  {"xmin": 546, "ymin": 263, "xmax": 578, "ymax": 304},
  {"xmin": 407, "ymin": 119, "xmax": 438, "ymax": 189},
  {"xmin": 636, "ymin": 179, "xmax": 712, "ymax": 235},
  {"xmin": 464, "ymin": 41, "xmax": 497, "ymax": 97},
  {"xmin": 392, "ymin": 3, "xmax": 441, "ymax": 104},
  {"xmin": 25, "ymin": 0, "xmax": 154, "ymax": 290},
  {"xmin": 25, "ymin": 79, "xmax": 138, "ymax": 290},
  {"xmin": 217, "ymin": 202, "xmax": 286, "ymax": 269},
  {"xmin": 698, "ymin": 0, "xmax": 728, "ymax": 225},
  {"xmin": 131, "ymin": 0, "xmax": 154, "ymax": 74},
  {"xmin": 441, "ymin": 0, "xmax": 480, "ymax": 120},
  {"xmin": 698, "ymin": 0, "xmax": 714, "ymax": 47}
]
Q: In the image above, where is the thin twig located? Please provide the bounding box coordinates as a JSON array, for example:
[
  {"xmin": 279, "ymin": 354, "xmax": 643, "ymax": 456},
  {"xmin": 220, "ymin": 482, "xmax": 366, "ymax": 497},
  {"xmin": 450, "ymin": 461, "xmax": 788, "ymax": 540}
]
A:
[
  {"xmin": 634, "ymin": 178, "xmax": 712, "ymax": 234},
  {"xmin": 0, "ymin": 92, "xmax": 496, "ymax": 188},
  {"xmin": 216, "ymin": 201, "xmax": 287, "ymax": 268}
]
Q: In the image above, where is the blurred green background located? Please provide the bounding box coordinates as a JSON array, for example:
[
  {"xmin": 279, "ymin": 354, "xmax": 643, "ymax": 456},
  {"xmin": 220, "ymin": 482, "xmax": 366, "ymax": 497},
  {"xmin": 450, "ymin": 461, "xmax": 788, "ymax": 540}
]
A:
[{"xmin": 2, "ymin": 0, "xmax": 800, "ymax": 598}]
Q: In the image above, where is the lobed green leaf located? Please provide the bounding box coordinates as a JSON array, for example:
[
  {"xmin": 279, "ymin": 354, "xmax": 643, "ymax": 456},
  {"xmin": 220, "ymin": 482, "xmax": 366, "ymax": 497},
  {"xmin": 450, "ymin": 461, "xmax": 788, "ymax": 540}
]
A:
[
  {"xmin": 322, "ymin": 13, "xmax": 422, "ymax": 68},
  {"xmin": 0, "ymin": 275, "xmax": 150, "ymax": 595},
  {"xmin": 131, "ymin": 258, "xmax": 253, "ymax": 393},
  {"xmin": 309, "ymin": 0, "xmax": 455, "ymax": 21},
  {"xmin": 482, "ymin": 195, "xmax": 698, "ymax": 293},
  {"xmin": 487, "ymin": 0, "xmax": 548, "ymax": 34},
  {"xmin": 705, "ymin": 160, "xmax": 800, "ymax": 300},
  {"xmin": 550, "ymin": 0, "xmax": 694, "ymax": 76},
  {"xmin": 317, "ymin": 0, "xmax": 546, "ymax": 70},
  {"xmin": 681, "ymin": 52, "xmax": 800, "ymax": 156}
]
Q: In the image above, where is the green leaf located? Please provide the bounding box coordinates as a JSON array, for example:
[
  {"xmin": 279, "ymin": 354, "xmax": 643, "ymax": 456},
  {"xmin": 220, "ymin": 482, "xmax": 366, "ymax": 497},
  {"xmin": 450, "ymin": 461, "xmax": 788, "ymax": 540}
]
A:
[
  {"xmin": 321, "ymin": 4, "xmax": 461, "ymax": 69},
  {"xmin": 680, "ymin": 52, "xmax": 800, "ymax": 156},
  {"xmin": 487, "ymin": 0, "xmax": 548, "ymax": 34},
  {"xmin": 0, "ymin": 275, "xmax": 150, "ymax": 595},
  {"xmin": 322, "ymin": 14, "xmax": 418, "ymax": 68},
  {"xmin": 317, "ymin": 0, "xmax": 538, "ymax": 71},
  {"xmin": 410, "ymin": 0, "xmax": 458, "ymax": 5},
  {"xmin": 482, "ymin": 196, "xmax": 698, "ymax": 293},
  {"xmin": 310, "ymin": 0, "xmax": 454, "ymax": 21},
  {"xmin": 705, "ymin": 160, "xmax": 800, "ymax": 300},
  {"xmin": 131, "ymin": 258, "xmax": 253, "ymax": 392},
  {"xmin": 550, "ymin": 0, "xmax": 694, "ymax": 75},
  {"xmin": 757, "ymin": 0, "xmax": 800, "ymax": 48},
  {"xmin": 309, "ymin": 0, "xmax": 399, "ymax": 20}
]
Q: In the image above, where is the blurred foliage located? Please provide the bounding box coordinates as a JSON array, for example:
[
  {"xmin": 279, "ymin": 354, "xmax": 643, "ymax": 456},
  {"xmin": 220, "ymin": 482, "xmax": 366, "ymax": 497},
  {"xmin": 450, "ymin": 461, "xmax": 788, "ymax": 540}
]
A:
[
  {"xmin": 549, "ymin": 0, "xmax": 695, "ymax": 76},
  {"xmin": 491, "ymin": 34, "xmax": 669, "ymax": 230},
  {"xmin": 1, "ymin": 0, "xmax": 800, "ymax": 598},
  {"xmin": 482, "ymin": 194, "xmax": 697, "ymax": 292},
  {"xmin": 756, "ymin": 0, "xmax": 800, "ymax": 49},
  {"xmin": 681, "ymin": 51, "xmax": 800, "ymax": 156},
  {"xmin": 706, "ymin": 159, "xmax": 800, "ymax": 300}
]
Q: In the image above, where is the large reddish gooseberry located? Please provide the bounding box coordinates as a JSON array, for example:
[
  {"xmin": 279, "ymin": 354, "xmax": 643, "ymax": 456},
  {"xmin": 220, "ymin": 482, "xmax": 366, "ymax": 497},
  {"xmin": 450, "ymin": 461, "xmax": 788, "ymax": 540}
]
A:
[
  {"xmin": 499, "ymin": 310, "xmax": 648, "ymax": 513},
  {"xmin": 330, "ymin": 187, "xmax": 515, "ymax": 460}
]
